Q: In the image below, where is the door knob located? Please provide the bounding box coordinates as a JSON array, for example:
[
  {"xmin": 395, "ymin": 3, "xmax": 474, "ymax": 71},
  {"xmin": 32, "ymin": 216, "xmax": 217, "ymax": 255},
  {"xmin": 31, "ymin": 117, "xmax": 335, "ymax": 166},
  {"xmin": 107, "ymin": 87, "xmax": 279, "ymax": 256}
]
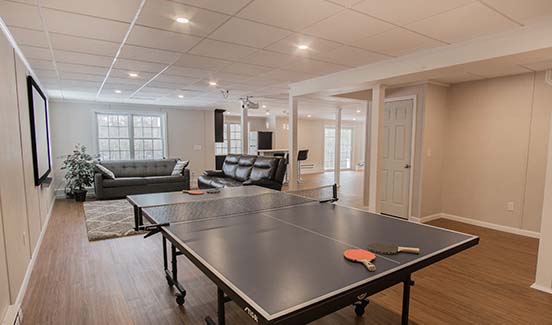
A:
[{"xmin": 404, "ymin": 164, "xmax": 411, "ymax": 169}]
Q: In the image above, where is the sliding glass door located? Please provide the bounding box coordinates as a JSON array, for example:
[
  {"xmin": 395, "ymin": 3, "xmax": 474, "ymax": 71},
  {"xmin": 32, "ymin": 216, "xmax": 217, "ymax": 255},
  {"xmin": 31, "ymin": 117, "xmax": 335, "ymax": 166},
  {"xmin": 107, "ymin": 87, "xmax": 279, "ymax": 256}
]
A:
[{"xmin": 324, "ymin": 127, "xmax": 353, "ymax": 170}]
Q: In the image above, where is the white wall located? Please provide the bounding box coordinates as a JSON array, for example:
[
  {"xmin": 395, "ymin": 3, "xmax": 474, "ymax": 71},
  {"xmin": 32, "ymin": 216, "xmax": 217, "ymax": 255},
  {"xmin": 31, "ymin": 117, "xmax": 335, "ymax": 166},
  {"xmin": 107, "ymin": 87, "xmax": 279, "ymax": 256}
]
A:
[{"xmin": 49, "ymin": 101, "xmax": 215, "ymax": 191}]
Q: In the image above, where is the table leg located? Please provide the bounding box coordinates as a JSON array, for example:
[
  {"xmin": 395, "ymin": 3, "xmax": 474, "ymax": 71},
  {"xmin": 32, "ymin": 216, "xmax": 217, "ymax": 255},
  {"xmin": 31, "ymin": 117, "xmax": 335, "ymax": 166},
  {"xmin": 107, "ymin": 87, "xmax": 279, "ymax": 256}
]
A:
[
  {"xmin": 402, "ymin": 275, "xmax": 414, "ymax": 325},
  {"xmin": 133, "ymin": 205, "xmax": 140, "ymax": 231},
  {"xmin": 217, "ymin": 287, "xmax": 226, "ymax": 325}
]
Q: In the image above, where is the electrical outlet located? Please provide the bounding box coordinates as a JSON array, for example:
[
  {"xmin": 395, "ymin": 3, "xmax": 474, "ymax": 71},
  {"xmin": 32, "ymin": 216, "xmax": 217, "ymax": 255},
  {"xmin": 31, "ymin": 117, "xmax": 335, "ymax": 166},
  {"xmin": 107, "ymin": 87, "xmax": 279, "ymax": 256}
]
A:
[{"xmin": 507, "ymin": 202, "xmax": 515, "ymax": 211}]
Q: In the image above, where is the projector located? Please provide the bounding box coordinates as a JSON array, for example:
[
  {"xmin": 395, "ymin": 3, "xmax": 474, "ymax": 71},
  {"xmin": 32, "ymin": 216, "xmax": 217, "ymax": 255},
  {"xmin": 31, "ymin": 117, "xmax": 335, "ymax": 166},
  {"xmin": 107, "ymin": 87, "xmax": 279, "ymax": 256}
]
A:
[{"xmin": 240, "ymin": 96, "xmax": 259, "ymax": 110}]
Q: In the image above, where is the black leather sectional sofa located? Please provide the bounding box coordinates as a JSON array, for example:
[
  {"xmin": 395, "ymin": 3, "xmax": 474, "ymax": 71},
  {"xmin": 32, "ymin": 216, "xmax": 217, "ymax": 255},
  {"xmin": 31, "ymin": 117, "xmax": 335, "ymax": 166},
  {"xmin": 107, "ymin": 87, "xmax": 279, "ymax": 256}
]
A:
[{"xmin": 198, "ymin": 154, "xmax": 287, "ymax": 191}]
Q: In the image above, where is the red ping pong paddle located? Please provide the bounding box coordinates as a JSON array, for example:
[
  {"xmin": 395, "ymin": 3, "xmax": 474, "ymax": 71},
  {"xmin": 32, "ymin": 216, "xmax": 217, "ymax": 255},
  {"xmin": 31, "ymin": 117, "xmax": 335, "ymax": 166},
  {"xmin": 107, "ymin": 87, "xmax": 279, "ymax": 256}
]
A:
[
  {"xmin": 183, "ymin": 190, "xmax": 204, "ymax": 195},
  {"xmin": 344, "ymin": 249, "xmax": 376, "ymax": 272}
]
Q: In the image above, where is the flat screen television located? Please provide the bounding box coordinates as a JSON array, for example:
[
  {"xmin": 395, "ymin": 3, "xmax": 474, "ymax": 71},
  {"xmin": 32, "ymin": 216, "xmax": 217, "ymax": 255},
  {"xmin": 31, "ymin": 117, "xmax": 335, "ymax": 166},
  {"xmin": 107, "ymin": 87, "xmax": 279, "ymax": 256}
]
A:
[{"xmin": 27, "ymin": 75, "xmax": 51, "ymax": 186}]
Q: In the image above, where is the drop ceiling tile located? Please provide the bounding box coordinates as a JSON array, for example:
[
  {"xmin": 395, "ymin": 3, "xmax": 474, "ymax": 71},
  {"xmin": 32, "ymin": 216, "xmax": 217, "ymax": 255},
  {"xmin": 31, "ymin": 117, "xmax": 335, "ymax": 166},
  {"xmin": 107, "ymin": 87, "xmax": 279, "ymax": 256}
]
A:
[
  {"xmin": 238, "ymin": 0, "xmax": 342, "ymax": 31},
  {"xmin": 407, "ymin": 2, "xmax": 518, "ymax": 43},
  {"xmin": 9, "ymin": 27, "xmax": 48, "ymax": 47},
  {"xmin": 41, "ymin": 0, "xmax": 142, "ymax": 22},
  {"xmin": 354, "ymin": 28, "xmax": 444, "ymax": 56},
  {"xmin": 43, "ymin": 8, "xmax": 129, "ymax": 42},
  {"xmin": 154, "ymin": 73, "xmax": 201, "ymax": 85},
  {"xmin": 59, "ymin": 72, "xmax": 105, "ymax": 82},
  {"xmin": 113, "ymin": 58, "xmax": 167, "ymax": 74},
  {"xmin": 172, "ymin": 0, "xmax": 250, "ymax": 15},
  {"xmin": 303, "ymin": 10, "xmax": 393, "ymax": 45},
  {"xmin": 0, "ymin": 1, "xmax": 43, "ymax": 29},
  {"xmin": 236, "ymin": 50, "xmax": 294, "ymax": 68},
  {"xmin": 60, "ymin": 79, "xmax": 101, "ymax": 90},
  {"xmin": 137, "ymin": 0, "xmax": 229, "ymax": 37},
  {"xmin": 466, "ymin": 62, "xmax": 532, "ymax": 78},
  {"xmin": 49, "ymin": 33, "xmax": 119, "ymax": 56},
  {"xmin": 265, "ymin": 33, "xmax": 342, "ymax": 56},
  {"xmin": 259, "ymin": 69, "xmax": 317, "ymax": 82},
  {"xmin": 119, "ymin": 45, "xmax": 181, "ymax": 64},
  {"xmin": 210, "ymin": 72, "xmax": 251, "ymax": 83},
  {"xmin": 209, "ymin": 18, "xmax": 291, "ymax": 48},
  {"xmin": 57, "ymin": 62, "xmax": 108, "ymax": 75},
  {"xmin": 102, "ymin": 76, "xmax": 144, "ymax": 86},
  {"xmin": 34, "ymin": 69, "xmax": 58, "ymax": 79},
  {"xmin": 19, "ymin": 45, "xmax": 52, "ymax": 61},
  {"xmin": 54, "ymin": 50, "xmax": 113, "ymax": 67},
  {"xmin": 135, "ymin": 86, "xmax": 174, "ymax": 96},
  {"xmin": 353, "ymin": 0, "xmax": 473, "ymax": 25},
  {"xmin": 173, "ymin": 54, "xmax": 230, "ymax": 70},
  {"xmin": 148, "ymin": 80, "xmax": 199, "ymax": 89},
  {"xmin": 312, "ymin": 45, "xmax": 388, "ymax": 66},
  {"xmin": 481, "ymin": 0, "xmax": 552, "ymax": 24},
  {"xmin": 127, "ymin": 25, "xmax": 202, "ymax": 52},
  {"xmin": 164, "ymin": 66, "xmax": 211, "ymax": 78},
  {"xmin": 28, "ymin": 59, "xmax": 56, "ymax": 70},
  {"xmin": 110, "ymin": 69, "xmax": 156, "ymax": 80},
  {"xmin": 284, "ymin": 58, "xmax": 347, "ymax": 75},
  {"xmin": 189, "ymin": 39, "xmax": 257, "ymax": 61},
  {"xmin": 221, "ymin": 63, "xmax": 273, "ymax": 76}
]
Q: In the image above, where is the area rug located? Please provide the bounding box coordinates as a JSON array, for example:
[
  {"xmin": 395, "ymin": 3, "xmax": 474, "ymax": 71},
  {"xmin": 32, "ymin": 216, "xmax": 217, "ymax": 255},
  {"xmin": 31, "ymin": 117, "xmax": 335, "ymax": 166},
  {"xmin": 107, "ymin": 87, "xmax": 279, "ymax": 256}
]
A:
[{"xmin": 83, "ymin": 199, "xmax": 147, "ymax": 241}]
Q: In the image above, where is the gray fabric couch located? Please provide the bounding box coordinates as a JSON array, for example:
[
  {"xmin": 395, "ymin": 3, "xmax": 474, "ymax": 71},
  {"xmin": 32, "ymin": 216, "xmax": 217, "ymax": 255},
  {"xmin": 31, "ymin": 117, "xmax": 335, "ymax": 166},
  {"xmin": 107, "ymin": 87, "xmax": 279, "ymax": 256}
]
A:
[
  {"xmin": 94, "ymin": 159, "xmax": 190, "ymax": 200},
  {"xmin": 198, "ymin": 154, "xmax": 286, "ymax": 191}
]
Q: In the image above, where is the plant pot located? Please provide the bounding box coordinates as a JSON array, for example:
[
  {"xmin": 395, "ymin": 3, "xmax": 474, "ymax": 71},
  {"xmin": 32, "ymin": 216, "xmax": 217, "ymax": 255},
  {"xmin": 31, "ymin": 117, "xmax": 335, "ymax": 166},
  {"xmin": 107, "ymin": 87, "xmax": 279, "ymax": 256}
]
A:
[{"xmin": 74, "ymin": 190, "xmax": 87, "ymax": 202}]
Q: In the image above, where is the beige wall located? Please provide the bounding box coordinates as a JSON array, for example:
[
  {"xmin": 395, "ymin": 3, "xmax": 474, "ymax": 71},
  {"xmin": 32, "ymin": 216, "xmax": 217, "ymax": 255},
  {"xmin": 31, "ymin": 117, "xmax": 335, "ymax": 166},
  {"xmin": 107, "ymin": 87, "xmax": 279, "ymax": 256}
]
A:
[
  {"xmin": 0, "ymin": 27, "xmax": 56, "ymax": 319},
  {"xmin": 441, "ymin": 72, "xmax": 551, "ymax": 232},
  {"xmin": 420, "ymin": 84, "xmax": 448, "ymax": 217},
  {"xmin": 49, "ymin": 101, "xmax": 216, "ymax": 190}
]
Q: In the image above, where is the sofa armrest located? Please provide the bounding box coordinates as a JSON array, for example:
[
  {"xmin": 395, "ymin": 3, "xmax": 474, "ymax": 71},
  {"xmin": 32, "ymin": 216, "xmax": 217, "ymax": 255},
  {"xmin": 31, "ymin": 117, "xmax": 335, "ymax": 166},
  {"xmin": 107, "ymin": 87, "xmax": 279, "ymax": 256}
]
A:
[
  {"xmin": 203, "ymin": 170, "xmax": 225, "ymax": 177},
  {"xmin": 243, "ymin": 179, "xmax": 282, "ymax": 191},
  {"xmin": 94, "ymin": 173, "xmax": 105, "ymax": 199},
  {"xmin": 182, "ymin": 169, "xmax": 191, "ymax": 190}
]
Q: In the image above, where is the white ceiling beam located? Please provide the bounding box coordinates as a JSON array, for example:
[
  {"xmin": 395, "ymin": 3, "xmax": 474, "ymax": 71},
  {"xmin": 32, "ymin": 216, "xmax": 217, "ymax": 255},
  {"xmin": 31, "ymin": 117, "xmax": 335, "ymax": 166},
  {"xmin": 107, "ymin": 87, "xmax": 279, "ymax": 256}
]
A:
[{"xmin": 289, "ymin": 19, "xmax": 552, "ymax": 97}]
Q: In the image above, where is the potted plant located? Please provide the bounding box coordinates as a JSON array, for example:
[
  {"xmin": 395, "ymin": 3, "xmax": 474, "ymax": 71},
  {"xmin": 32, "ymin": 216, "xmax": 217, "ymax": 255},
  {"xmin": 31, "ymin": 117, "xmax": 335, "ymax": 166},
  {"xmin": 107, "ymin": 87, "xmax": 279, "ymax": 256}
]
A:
[{"xmin": 62, "ymin": 144, "xmax": 95, "ymax": 202}]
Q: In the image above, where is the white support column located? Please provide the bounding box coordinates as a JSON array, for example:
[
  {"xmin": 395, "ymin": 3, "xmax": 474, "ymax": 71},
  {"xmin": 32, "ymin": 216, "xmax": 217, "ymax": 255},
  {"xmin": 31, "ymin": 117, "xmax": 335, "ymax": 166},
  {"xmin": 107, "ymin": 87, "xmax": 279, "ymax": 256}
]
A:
[
  {"xmin": 334, "ymin": 106, "xmax": 342, "ymax": 186},
  {"xmin": 241, "ymin": 106, "xmax": 249, "ymax": 154},
  {"xmin": 364, "ymin": 85, "xmax": 385, "ymax": 212},
  {"xmin": 288, "ymin": 95, "xmax": 298, "ymax": 189},
  {"xmin": 533, "ymin": 115, "xmax": 552, "ymax": 294},
  {"xmin": 363, "ymin": 100, "xmax": 371, "ymax": 207}
]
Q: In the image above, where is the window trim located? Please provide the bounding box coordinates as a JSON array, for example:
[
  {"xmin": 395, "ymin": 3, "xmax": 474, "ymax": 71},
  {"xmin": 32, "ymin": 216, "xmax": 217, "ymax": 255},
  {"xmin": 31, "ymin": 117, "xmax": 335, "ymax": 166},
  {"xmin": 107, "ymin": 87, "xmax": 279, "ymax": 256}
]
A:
[
  {"xmin": 94, "ymin": 110, "xmax": 168, "ymax": 160},
  {"xmin": 323, "ymin": 126, "xmax": 354, "ymax": 171},
  {"xmin": 215, "ymin": 122, "xmax": 242, "ymax": 155}
]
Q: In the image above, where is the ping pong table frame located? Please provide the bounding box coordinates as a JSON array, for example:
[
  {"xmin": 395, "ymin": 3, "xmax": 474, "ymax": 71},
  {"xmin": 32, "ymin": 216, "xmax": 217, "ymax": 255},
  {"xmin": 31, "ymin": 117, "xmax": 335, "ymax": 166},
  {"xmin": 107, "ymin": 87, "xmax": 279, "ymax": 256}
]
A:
[{"xmin": 141, "ymin": 218, "xmax": 478, "ymax": 325}]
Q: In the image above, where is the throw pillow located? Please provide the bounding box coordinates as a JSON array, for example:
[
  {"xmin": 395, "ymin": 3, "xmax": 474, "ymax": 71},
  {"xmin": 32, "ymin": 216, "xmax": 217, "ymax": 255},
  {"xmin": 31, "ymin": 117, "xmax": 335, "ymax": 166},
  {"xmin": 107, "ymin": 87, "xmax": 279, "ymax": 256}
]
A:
[
  {"xmin": 171, "ymin": 160, "xmax": 189, "ymax": 176},
  {"xmin": 96, "ymin": 164, "xmax": 115, "ymax": 179}
]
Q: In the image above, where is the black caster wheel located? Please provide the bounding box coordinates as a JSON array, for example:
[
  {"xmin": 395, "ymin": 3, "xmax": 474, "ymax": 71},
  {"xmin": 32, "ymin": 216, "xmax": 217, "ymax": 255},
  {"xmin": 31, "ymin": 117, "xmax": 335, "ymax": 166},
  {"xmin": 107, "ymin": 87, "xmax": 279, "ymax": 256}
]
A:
[
  {"xmin": 354, "ymin": 305, "xmax": 366, "ymax": 317},
  {"xmin": 176, "ymin": 294, "xmax": 185, "ymax": 305}
]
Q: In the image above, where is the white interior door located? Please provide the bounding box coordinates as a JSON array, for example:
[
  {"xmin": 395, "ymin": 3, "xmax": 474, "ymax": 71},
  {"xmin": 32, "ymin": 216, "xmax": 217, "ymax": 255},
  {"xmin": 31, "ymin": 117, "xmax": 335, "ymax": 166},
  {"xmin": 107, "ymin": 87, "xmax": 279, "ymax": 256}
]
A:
[{"xmin": 379, "ymin": 99, "xmax": 414, "ymax": 218}]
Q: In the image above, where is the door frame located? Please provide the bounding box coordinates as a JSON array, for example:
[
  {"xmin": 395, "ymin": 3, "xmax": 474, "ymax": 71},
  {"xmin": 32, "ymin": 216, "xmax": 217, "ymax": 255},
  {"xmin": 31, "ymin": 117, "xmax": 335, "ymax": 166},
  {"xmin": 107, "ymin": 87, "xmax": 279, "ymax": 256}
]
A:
[
  {"xmin": 323, "ymin": 125, "xmax": 354, "ymax": 171},
  {"xmin": 379, "ymin": 95, "xmax": 417, "ymax": 219}
]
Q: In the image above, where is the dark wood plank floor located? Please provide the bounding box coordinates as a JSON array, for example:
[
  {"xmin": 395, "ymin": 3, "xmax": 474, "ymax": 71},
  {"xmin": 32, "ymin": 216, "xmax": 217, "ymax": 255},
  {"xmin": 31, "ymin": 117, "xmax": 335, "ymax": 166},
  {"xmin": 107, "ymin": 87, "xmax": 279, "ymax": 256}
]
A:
[{"xmin": 21, "ymin": 173, "xmax": 552, "ymax": 324}]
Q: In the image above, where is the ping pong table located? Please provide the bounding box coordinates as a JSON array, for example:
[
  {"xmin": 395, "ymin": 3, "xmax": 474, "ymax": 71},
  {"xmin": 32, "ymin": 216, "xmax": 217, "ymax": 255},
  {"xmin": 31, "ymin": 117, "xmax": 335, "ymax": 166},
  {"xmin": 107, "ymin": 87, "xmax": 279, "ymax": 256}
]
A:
[{"xmin": 135, "ymin": 185, "xmax": 478, "ymax": 325}]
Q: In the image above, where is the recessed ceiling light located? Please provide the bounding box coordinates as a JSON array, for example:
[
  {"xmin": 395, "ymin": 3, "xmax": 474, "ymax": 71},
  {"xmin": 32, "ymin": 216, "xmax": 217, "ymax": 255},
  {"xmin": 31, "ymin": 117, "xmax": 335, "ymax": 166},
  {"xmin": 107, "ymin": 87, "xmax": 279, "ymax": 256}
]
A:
[
  {"xmin": 262, "ymin": 104, "xmax": 267, "ymax": 108},
  {"xmin": 128, "ymin": 72, "xmax": 138, "ymax": 78},
  {"xmin": 265, "ymin": 110, "xmax": 270, "ymax": 116},
  {"xmin": 209, "ymin": 81, "xmax": 217, "ymax": 86},
  {"xmin": 176, "ymin": 17, "xmax": 190, "ymax": 24},
  {"xmin": 307, "ymin": 114, "xmax": 312, "ymax": 118},
  {"xmin": 178, "ymin": 94, "xmax": 184, "ymax": 98},
  {"xmin": 353, "ymin": 117, "xmax": 357, "ymax": 121},
  {"xmin": 297, "ymin": 44, "xmax": 309, "ymax": 50},
  {"xmin": 114, "ymin": 90, "xmax": 122, "ymax": 94},
  {"xmin": 356, "ymin": 109, "xmax": 361, "ymax": 113}
]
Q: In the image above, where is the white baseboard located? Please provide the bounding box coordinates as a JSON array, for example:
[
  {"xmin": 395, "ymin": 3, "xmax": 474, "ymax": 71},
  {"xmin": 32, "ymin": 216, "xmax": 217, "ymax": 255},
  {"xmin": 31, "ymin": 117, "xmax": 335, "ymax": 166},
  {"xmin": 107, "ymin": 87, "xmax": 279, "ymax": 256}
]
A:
[
  {"xmin": 2, "ymin": 198, "xmax": 56, "ymax": 325},
  {"xmin": 531, "ymin": 283, "xmax": 552, "ymax": 295},
  {"xmin": 414, "ymin": 212, "xmax": 540, "ymax": 238}
]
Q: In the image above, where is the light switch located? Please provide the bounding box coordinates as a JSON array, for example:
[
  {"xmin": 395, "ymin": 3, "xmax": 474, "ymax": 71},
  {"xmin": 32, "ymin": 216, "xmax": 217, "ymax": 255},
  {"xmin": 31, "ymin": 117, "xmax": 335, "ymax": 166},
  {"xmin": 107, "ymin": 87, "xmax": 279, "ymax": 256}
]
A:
[{"xmin": 507, "ymin": 202, "xmax": 514, "ymax": 211}]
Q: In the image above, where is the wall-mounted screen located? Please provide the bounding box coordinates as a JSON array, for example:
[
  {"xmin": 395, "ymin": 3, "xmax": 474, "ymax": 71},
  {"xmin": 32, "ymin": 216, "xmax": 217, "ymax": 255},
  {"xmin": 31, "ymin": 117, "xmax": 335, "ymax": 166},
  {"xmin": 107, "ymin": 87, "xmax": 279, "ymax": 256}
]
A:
[{"xmin": 27, "ymin": 76, "xmax": 51, "ymax": 186}]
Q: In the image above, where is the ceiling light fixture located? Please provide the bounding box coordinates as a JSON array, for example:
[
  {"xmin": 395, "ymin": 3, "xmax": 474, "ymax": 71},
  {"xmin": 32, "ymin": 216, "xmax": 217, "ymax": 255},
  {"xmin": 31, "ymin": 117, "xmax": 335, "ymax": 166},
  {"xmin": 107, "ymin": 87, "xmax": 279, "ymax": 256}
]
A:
[
  {"xmin": 176, "ymin": 17, "xmax": 190, "ymax": 24},
  {"xmin": 178, "ymin": 94, "xmax": 184, "ymax": 98},
  {"xmin": 265, "ymin": 110, "xmax": 270, "ymax": 116},
  {"xmin": 307, "ymin": 114, "xmax": 312, "ymax": 118},
  {"xmin": 209, "ymin": 81, "xmax": 217, "ymax": 86},
  {"xmin": 353, "ymin": 117, "xmax": 357, "ymax": 121},
  {"xmin": 128, "ymin": 72, "xmax": 138, "ymax": 78},
  {"xmin": 114, "ymin": 90, "xmax": 122, "ymax": 94},
  {"xmin": 262, "ymin": 104, "xmax": 267, "ymax": 108},
  {"xmin": 356, "ymin": 109, "xmax": 361, "ymax": 113},
  {"xmin": 297, "ymin": 44, "xmax": 309, "ymax": 50}
]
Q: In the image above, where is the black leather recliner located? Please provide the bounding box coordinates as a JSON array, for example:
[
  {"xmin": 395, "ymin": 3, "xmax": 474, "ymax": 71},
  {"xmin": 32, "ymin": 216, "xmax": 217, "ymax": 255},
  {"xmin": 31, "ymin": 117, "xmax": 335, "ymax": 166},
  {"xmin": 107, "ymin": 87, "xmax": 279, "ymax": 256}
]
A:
[{"xmin": 198, "ymin": 154, "xmax": 287, "ymax": 191}]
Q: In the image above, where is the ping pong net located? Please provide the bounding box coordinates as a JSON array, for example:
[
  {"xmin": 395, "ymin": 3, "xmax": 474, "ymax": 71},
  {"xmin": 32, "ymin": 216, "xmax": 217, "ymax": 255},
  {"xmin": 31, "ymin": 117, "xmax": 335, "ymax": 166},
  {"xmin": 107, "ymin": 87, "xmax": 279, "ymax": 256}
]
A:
[{"xmin": 140, "ymin": 184, "xmax": 338, "ymax": 233}]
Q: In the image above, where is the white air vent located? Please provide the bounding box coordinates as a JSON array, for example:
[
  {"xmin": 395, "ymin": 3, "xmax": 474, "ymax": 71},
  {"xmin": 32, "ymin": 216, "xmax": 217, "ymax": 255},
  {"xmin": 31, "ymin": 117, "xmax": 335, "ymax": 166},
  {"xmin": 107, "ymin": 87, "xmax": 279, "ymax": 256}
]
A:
[
  {"xmin": 546, "ymin": 70, "xmax": 552, "ymax": 86},
  {"xmin": 300, "ymin": 163, "xmax": 315, "ymax": 170}
]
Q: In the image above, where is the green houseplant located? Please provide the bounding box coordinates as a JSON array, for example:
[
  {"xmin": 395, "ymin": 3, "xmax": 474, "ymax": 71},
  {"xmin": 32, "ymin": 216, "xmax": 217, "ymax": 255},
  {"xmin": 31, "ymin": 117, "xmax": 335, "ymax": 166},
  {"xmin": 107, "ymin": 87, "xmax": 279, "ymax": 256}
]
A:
[{"xmin": 62, "ymin": 144, "xmax": 95, "ymax": 202}]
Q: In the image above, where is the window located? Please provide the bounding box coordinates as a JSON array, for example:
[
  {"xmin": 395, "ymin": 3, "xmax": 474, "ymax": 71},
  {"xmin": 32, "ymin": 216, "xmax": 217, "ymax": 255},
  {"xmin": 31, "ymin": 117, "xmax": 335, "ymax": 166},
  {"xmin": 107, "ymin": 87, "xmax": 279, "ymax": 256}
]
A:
[
  {"xmin": 324, "ymin": 127, "xmax": 353, "ymax": 170},
  {"xmin": 96, "ymin": 113, "xmax": 165, "ymax": 161},
  {"xmin": 215, "ymin": 122, "xmax": 242, "ymax": 155},
  {"xmin": 249, "ymin": 131, "xmax": 258, "ymax": 155}
]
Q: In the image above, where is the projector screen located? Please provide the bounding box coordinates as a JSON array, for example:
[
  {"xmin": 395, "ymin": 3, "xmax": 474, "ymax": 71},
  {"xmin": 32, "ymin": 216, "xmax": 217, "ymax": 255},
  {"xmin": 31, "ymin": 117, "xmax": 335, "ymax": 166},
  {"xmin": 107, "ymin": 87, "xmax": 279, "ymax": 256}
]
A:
[{"xmin": 27, "ymin": 76, "xmax": 51, "ymax": 186}]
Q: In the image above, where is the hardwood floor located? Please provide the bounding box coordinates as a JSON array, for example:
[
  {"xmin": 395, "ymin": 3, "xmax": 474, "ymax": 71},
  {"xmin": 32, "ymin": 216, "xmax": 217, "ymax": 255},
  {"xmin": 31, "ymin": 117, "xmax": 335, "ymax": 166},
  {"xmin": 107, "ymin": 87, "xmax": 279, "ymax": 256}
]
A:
[{"xmin": 21, "ymin": 173, "xmax": 552, "ymax": 324}]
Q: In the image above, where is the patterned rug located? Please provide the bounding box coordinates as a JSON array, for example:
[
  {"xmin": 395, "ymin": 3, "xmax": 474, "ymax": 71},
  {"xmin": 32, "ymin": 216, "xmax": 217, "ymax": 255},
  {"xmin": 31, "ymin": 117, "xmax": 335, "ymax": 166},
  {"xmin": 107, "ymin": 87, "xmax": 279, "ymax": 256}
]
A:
[{"xmin": 83, "ymin": 200, "xmax": 147, "ymax": 241}]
